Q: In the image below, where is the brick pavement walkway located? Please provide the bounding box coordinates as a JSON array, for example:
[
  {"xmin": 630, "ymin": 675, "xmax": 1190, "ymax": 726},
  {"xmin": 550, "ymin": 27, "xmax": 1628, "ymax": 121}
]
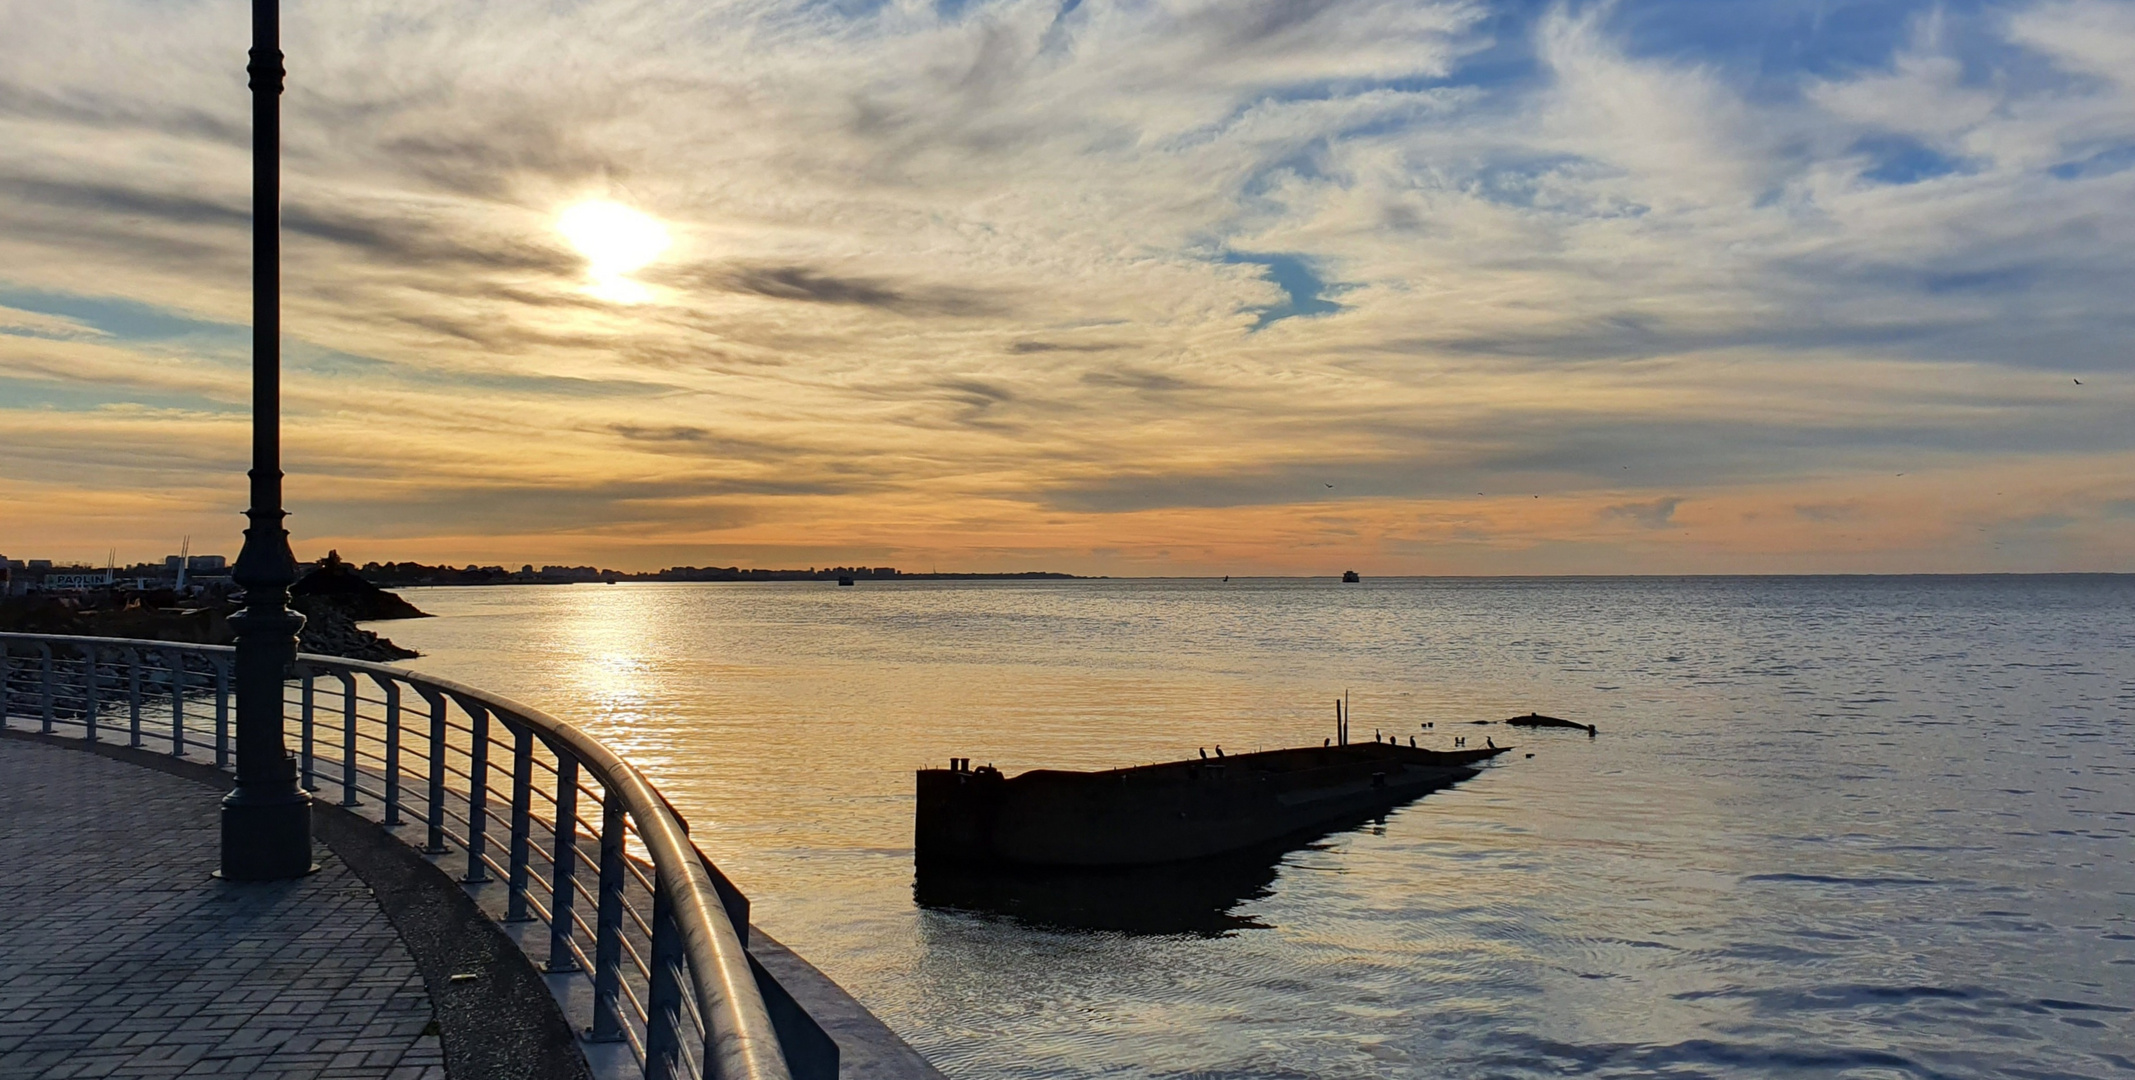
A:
[{"xmin": 0, "ymin": 738, "xmax": 446, "ymax": 1080}]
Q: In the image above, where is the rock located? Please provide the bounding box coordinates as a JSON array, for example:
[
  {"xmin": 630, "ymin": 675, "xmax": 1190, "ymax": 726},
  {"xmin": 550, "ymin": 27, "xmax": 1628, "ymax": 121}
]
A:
[
  {"xmin": 292, "ymin": 597, "xmax": 418, "ymax": 662},
  {"xmin": 292, "ymin": 550, "xmax": 431, "ymax": 621}
]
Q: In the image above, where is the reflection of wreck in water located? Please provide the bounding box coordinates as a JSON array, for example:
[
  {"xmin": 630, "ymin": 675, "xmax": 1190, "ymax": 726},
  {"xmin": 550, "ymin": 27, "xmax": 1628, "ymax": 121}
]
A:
[
  {"xmin": 916, "ymin": 796, "xmax": 1470, "ymax": 936},
  {"xmin": 914, "ymin": 741, "xmax": 1507, "ymax": 934},
  {"xmin": 915, "ymin": 851, "xmax": 1283, "ymax": 936}
]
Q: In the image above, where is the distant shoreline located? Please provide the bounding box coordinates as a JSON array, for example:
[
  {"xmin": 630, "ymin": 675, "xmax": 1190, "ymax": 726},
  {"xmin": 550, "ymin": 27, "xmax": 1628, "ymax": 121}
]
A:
[
  {"xmin": 353, "ymin": 561, "xmax": 1084, "ymax": 588},
  {"xmin": 382, "ymin": 570, "xmax": 2135, "ymax": 587}
]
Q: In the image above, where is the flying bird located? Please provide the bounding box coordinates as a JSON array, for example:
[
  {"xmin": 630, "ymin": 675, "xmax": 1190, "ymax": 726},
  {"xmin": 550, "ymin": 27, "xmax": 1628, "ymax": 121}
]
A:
[
  {"xmin": 1325, "ymin": 482, "xmax": 1335, "ymax": 488},
  {"xmin": 2073, "ymin": 378, "xmax": 2083, "ymax": 385}
]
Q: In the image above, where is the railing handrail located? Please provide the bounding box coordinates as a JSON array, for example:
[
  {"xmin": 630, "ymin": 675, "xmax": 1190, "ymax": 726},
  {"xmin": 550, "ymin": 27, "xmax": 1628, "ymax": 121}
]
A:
[
  {"xmin": 312, "ymin": 654, "xmax": 788, "ymax": 1080},
  {"xmin": 0, "ymin": 631, "xmax": 791, "ymax": 1080},
  {"xmin": 0, "ymin": 631, "xmax": 236, "ymax": 654}
]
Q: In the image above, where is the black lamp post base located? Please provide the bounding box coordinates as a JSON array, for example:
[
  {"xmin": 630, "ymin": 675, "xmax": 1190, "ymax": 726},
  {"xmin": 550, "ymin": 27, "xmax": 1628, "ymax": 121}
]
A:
[{"xmin": 219, "ymin": 793, "xmax": 317, "ymax": 880}]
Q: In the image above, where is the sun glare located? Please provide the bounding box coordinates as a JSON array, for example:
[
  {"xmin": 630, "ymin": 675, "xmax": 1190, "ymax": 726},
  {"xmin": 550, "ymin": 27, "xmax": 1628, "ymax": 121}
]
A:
[{"xmin": 558, "ymin": 200, "xmax": 671, "ymax": 304}]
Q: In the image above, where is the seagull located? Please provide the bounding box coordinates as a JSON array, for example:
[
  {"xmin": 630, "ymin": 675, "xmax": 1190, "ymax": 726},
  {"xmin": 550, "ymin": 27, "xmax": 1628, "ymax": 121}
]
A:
[
  {"xmin": 1325, "ymin": 482, "xmax": 1335, "ymax": 488},
  {"xmin": 2074, "ymin": 378, "xmax": 2083, "ymax": 385}
]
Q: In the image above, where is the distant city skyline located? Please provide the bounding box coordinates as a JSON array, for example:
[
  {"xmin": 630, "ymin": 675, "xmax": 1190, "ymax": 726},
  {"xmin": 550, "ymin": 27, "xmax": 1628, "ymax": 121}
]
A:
[{"xmin": 2, "ymin": 0, "xmax": 2131, "ymax": 575}]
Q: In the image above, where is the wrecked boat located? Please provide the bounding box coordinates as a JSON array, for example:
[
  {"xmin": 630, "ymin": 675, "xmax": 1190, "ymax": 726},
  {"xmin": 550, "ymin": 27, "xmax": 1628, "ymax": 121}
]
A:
[{"xmin": 916, "ymin": 740, "xmax": 1508, "ymax": 869}]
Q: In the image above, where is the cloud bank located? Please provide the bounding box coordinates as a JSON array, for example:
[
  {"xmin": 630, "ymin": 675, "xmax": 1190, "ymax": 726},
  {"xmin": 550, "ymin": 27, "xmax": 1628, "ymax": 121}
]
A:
[{"xmin": 1, "ymin": 0, "xmax": 2130, "ymax": 573}]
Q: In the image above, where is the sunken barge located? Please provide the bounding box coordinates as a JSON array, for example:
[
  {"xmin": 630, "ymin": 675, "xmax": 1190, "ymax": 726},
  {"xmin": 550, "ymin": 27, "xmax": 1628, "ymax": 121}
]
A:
[{"xmin": 916, "ymin": 740, "xmax": 1508, "ymax": 868}]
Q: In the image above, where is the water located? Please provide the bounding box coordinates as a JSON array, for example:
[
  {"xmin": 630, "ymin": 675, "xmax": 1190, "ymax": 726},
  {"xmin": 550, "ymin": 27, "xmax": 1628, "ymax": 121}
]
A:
[{"xmin": 374, "ymin": 577, "xmax": 2135, "ymax": 1079}]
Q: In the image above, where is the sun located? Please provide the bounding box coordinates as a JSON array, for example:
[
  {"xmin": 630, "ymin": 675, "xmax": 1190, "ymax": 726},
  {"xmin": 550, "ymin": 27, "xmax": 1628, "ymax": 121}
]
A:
[{"xmin": 557, "ymin": 200, "xmax": 671, "ymax": 304}]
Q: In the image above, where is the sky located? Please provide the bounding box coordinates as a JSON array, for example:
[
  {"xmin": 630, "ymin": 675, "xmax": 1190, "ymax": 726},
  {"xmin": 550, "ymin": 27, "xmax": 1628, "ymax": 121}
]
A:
[{"xmin": 1, "ymin": 0, "xmax": 2131, "ymax": 575}]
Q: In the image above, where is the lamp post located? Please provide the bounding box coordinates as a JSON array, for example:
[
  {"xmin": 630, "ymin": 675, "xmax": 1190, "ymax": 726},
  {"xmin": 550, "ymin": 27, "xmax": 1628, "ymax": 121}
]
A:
[{"xmin": 221, "ymin": 0, "xmax": 313, "ymax": 880}]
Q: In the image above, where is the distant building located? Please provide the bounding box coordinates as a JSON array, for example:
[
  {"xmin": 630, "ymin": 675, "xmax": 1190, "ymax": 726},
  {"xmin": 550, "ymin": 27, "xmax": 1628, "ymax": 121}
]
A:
[{"xmin": 164, "ymin": 554, "xmax": 227, "ymax": 571}]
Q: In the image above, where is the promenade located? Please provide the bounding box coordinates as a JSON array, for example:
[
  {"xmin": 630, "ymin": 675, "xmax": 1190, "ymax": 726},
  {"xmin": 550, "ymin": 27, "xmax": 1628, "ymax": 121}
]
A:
[
  {"xmin": 0, "ymin": 631, "xmax": 950, "ymax": 1080},
  {"xmin": 0, "ymin": 737, "xmax": 446, "ymax": 1080}
]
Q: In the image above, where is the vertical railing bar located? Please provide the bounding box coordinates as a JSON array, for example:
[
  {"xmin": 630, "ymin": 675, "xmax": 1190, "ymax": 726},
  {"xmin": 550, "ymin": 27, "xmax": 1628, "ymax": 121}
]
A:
[
  {"xmin": 545, "ymin": 753, "xmax": 582, "ymax": 973},
  {"xmin": 461, "ymin": 698, "xmax": 491, "ymax": 883},
  {"xmin": 0, "ymin": 645, "xmax": 12, "ymax": 729},
  {"xmin": 643, "ymin": 882, "xmax": 686, "ymax": 1080},
  {"xmin": 40, "ymin": 643, "xmax": 55, "ymax": 734},
  {"xmin": 125, "ymin": 648, "xmax": 143, "ymax": 748},
  {"xmin": 168, "ymin": 651, "xmax": 186, "ymax": 756},
  {"xmin": 340, "ymin": 670, "xmax": 360, "ymax": 807},
  {"xmin": 212, "ymin": 657, "xmax": 230, "ymax": 770},
  {"xmin": 588, "ymin": 791, "xmax": 629, "ymax": 1043},
  {"xmin": 381, "ymin": 678, "xmax": 403, "ymax": 825},
  {"xmin": 82, "ymin": 645, "xmax": 100, "ymax": 744},
  {"xmin": 506, "ymin": 721, "xmax": 534, "ymax": 922},
  {"xmin": 299, "ymin": 668, "xmax": 316, "ymax": 791},
  {"xmin": 423, "ymin": 688, "xmax": 449, "ymax": 853}
]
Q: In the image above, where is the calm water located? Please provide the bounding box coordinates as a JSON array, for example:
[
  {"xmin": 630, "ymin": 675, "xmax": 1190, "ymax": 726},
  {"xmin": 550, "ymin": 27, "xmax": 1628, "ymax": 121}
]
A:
[{"xmin": 376, "ymin": 577, "xmax": 2135, "ymax": 1079}]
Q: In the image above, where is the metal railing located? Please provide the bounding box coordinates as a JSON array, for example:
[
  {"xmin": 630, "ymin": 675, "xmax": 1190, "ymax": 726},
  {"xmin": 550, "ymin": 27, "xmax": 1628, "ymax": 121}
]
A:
[{"xmin": 0, "ymin": 631, "xmax": 811, "ymax": 1080}]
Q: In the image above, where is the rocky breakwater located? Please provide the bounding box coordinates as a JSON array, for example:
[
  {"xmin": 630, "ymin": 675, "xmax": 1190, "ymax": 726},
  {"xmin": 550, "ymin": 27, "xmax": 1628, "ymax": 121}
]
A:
[
  {"xmin": 0, "ymin": 551, "xmax": 430, "ymax": 663},
  {"xmin": 287, "ymin": 551, "xmax": 429, "ymax": 660}
]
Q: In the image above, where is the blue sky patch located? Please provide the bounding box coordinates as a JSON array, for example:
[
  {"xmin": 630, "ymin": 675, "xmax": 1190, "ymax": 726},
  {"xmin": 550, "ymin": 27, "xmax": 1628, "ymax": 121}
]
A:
[
  {"xmin": 1854, "ymin": 136, "xmax": 1969, "ymax": 185},
  {"xmin": 1222, "ymin": 252, "xmax": 1345, "ymax": 331},
  {"xmin": 2050, "ymin": 145, "xmax": 2135, "ymax": 181},
  {"xmin": 0, "ymin": 285, "xmax": 248, "ymax": 352}
]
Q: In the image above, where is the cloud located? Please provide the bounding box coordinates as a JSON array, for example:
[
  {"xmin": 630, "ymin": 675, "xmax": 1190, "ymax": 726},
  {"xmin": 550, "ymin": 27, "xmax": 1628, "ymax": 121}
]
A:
[
  {"xmin": 1, "ymin": 0, "xmax": 2132, "ymax": 572},
  {"xmin": 1794, "ymin": 503, "xmax": 1861, "ymax": 523},
  {"xmin": 1010, "ymin": 341, "xmax": 1124, "ymax": 354},
  {"xmin": 689, "ymin": 264, "xmax": 1001, "ymax": 317},
  {"xmin": 1601, "ymin": 497, "xmax": 1683, "ymax": 529}
]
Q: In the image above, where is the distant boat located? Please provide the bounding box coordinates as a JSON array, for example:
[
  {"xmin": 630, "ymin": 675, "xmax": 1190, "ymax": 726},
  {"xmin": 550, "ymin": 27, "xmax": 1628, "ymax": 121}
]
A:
[
  {"xmin": 1341, "ymin": 570, "xmax": 1360, "ymax": 583},
  {"xmin": 837, "ymin": 574, "xmax": 855, "ymax": 586},
  {"xmin": 917, "ymin": 741, "xmax": 1507, "ymax": 868}
]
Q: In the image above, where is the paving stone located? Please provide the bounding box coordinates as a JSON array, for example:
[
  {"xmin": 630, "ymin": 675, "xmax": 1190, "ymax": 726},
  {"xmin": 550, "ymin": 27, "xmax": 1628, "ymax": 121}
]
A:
[{"xmin": 0, "ymin": 740, "xmax": 445, "ymax": 1080}]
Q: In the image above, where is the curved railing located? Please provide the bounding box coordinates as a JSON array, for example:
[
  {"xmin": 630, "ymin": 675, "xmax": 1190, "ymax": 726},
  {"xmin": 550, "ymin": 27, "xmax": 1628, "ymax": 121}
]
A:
[{"xmin": 0, "ymin": 631, "xmax": 810, "ymax": 1080}]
